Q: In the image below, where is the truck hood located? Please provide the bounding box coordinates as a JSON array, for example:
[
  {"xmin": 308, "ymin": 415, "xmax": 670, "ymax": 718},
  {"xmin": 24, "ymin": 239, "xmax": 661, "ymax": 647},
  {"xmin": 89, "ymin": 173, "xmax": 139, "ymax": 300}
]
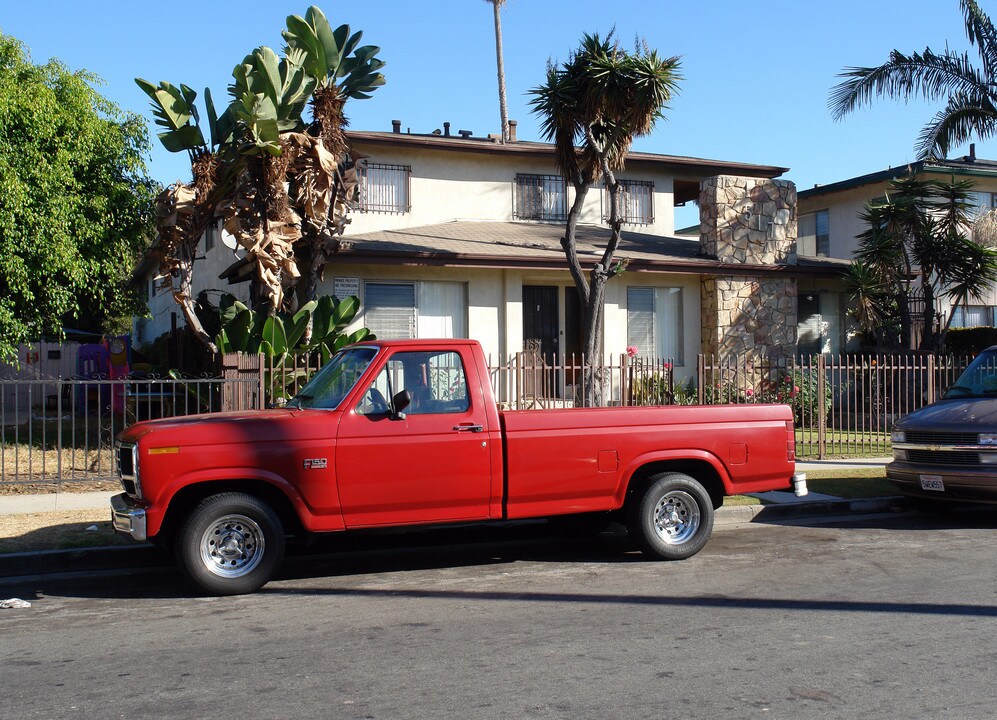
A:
[
  {"xmin": 117, "ymin": 408, "xmax": 333, "ymax": 446},
  {"xmin": 896, "ymin": 397, "xmax": 997, "ymax": 432}
]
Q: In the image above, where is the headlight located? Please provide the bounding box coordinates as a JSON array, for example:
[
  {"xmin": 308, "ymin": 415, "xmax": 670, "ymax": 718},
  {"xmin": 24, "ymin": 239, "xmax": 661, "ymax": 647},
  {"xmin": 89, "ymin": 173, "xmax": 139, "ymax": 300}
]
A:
[
  {"xmin": 979, "ymin": 433, "xmax": 997, "ymax": 445},
  {"xmin": 893, "ymin": 449, "xmax": 907, "ymax": 461},
  {"xmin": 891, "ymin": 429, "xmax": 905, "ymax": 443},
  {"xmin": 980, "ymin": 453, "xmax": 997, "ymax": 464}
]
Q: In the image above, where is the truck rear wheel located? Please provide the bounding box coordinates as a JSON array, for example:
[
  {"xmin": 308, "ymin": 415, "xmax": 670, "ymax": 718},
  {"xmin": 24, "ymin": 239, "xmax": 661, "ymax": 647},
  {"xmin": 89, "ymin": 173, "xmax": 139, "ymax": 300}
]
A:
[
  {"xmin": 175, "ymin": 492, "xmax": 285, "ymax": 595},
  {"xmin": 627, "ymin": 472, "xmax": 714, "ymax": 560}
]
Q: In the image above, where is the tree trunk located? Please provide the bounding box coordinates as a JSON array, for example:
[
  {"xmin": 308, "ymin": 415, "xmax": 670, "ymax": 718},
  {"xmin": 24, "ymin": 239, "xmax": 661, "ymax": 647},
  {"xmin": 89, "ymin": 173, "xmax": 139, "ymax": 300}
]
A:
[{"xmin": 491, "ymin": 1, "xmax": 509, "ymax": 141}]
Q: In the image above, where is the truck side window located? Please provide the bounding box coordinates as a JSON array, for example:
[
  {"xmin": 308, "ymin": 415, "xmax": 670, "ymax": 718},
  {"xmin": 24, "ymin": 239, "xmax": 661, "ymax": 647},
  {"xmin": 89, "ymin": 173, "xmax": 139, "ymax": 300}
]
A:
[{"xmin": 357, "ymin": 350, "xmax": 470, "ymax": 416}]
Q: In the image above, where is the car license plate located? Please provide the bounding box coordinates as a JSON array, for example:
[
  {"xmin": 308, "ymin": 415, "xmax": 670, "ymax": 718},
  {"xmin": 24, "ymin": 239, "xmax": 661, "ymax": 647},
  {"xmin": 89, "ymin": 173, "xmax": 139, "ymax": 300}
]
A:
[{"xmin": 919, "ymin": 475, "xmax": 945, "ymax": 492}]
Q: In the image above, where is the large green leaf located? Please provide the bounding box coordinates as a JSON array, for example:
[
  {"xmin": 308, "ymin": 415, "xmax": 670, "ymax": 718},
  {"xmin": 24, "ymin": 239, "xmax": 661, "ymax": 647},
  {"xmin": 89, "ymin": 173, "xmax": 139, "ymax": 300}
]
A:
[
  {"xmin": 311, "ymin": 295, "xmax": 335, "ymax": 343},
  {"xmin": 331, "ymin": 295, "xmax": 360, "ymax": 332},
  {"xmin": 261, "ymin": 315, "xmax": 287, "ymax": 356},
  {"xmin": 228, "ymin": 309, "xmax": 254, "ymax": 352}
]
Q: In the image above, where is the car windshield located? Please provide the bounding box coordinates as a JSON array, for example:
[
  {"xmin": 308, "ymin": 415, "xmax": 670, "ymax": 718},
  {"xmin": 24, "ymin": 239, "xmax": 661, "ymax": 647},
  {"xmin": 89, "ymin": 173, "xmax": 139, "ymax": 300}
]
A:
[
  {"xmin": 944, "ymin": 349, "xmax": 997, "ymax": 399},
  {"xmin": 286, "ymin": 346, "xmax": 378, "ymax": 410}
]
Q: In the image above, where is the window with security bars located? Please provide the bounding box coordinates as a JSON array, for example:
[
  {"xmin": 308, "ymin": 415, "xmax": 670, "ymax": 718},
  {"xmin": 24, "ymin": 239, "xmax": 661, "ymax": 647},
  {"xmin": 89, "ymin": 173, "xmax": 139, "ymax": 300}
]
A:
[
  {"xmin": 603, "ymin": 179, "xmax": 654, "ymax": 225},
  {"xmin": 358, "ymin": 163, "xmax": 411, "ymax": 214},
  {"xmin": 514, "ymin": 174, "xmax": 566, "ymax": 221}
]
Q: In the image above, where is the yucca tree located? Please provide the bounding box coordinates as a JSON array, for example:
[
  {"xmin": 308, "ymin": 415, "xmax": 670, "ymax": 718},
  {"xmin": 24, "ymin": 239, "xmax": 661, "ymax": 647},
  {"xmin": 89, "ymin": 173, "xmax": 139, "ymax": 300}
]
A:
[
  {"xmin": 830, "ymin": 0, "xmax": 997, "ymax": 159},
  {"xmin": 530, "ymin": 32, "xmax": 680, "ymax": 405},
  {"xmin": 137, "ymin": 6, "xmax": 384, "ymax": 351}
]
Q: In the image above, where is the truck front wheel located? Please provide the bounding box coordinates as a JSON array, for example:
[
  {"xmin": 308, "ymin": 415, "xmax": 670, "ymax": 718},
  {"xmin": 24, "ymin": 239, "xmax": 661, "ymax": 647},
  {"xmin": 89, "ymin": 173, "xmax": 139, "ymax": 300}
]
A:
[
  {"xmin": 175, "ymin": 492, "xmax": 285, "ymax": 595},
  {"xmin": 627, "ymin": 473, "xmax": 714, "ymax": 560}
]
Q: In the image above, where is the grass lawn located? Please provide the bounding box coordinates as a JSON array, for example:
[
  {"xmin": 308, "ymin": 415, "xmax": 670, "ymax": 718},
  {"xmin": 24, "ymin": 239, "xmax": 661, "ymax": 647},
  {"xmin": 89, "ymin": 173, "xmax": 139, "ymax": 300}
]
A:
[{"xmin": 724, "ymin": 465, "xmax": 894, "ymax": 506}]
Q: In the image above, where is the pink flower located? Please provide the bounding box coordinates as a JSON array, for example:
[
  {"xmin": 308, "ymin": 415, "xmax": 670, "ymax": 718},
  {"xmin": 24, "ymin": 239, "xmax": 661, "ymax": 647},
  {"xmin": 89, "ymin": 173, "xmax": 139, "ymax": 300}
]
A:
[
  {"xmin": 663, "ymin": 362, "xmax": 672, "ymax": 370},
  {"xmin": 746, "ymin": 388, "xmax": 754, "ymax": 397},
  {"xmin": 794, "ymin": 386, "xmax": 800, "ymax": 394},
  {"xmin": 626, "ymin": 345, "xmax": 638, "ymax": 358}
]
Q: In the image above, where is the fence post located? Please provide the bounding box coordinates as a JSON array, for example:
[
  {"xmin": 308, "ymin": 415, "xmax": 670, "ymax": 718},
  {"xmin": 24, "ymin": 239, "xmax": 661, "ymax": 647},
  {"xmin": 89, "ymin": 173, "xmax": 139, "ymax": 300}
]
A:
[
  {"xmin": 927, "ymin": 354, "xmax": 936, "ymax": 404},
  {"xmin": 817, "ymin": 354, "xmax": 827, "ymax": 459},
  {"xmin": 697, "ymin": 354, "xmax": 705, "ymax": 405}
]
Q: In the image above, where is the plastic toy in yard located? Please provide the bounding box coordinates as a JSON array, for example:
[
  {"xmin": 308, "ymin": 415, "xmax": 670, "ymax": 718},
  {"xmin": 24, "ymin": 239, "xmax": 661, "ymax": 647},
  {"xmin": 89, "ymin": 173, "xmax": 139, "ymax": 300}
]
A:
[{"xmin": 76, "ymin": 336, "xmax": 130, "ymax": 414}]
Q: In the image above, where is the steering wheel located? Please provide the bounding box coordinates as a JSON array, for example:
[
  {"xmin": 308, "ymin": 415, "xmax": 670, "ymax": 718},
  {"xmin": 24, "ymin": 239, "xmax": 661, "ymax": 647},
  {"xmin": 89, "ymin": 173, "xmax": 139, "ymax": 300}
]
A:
[{"xmin": 364, "ymin": 387, "xmax": 390, "ymax": 414}]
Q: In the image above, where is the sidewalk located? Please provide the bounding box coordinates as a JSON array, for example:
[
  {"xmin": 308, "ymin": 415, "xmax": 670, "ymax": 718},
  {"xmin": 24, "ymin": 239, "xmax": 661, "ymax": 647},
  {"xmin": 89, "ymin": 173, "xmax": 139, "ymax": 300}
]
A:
[{"xmin": 0, "ymin": 457, "xmax": 900, "ymax": 580}]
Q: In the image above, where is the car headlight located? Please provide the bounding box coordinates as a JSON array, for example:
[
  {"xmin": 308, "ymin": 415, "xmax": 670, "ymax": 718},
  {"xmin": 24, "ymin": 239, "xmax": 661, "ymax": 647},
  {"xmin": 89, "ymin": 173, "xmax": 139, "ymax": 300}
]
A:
[
  {"xmin": 893, "ymin": 449, "xmax": 907, "ymax": 461},
  {"xmin": 979, "ymin": 433, "xmax": 997, "ymax": 445},
  {"xmin": 980, "ymin": 453, "xmax": 997, "ymax": 464},
  {"xmin": 891, "ymin": 429, "xmax": 905, "ymax": 443}
]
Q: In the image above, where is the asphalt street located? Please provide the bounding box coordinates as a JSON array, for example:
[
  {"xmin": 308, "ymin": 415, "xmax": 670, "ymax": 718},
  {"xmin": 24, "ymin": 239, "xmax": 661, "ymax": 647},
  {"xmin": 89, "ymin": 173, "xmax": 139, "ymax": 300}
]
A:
[{"xmin": 2, "ymin": 510, "xmax": 996, "ymax": 720}]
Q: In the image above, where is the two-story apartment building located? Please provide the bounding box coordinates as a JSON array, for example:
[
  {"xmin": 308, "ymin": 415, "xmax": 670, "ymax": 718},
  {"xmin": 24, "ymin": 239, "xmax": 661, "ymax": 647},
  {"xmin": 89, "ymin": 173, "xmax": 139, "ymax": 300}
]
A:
[
  {"xmin": 135, "ymin": 121, "xmax": 847, "ymax": 380},
  {"xmin": 797, "ymin": 149, "xmax": 997, "ymax": 348}
]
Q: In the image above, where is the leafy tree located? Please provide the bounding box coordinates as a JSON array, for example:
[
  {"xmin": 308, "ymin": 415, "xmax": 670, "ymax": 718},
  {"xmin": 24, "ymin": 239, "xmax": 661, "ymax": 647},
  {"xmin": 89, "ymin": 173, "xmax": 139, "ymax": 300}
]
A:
[
  {"xmin": 830, "ymin": 0, "xmax": 997, "ymax": 159},
  {"xmin": 530, "ymin": 32, "xmax": 680, "ymax": 405},
  {"xmin": 136, "ymin": 6, "xmax": 385, "ymax": 351},
  {"xmin": 0, "ymin": 33, "xmax": 156, "ymax": 363},
  {"xmin": 849, "ymin": 175, "xmax": 997, "ymax": 350}
]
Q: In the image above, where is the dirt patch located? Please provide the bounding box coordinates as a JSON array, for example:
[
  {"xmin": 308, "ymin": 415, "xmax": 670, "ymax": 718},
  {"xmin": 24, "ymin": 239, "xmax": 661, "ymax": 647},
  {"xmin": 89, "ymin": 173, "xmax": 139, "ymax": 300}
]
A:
[{"xmin": 0, "ymin": 479, "xmax": 115, "ymax": 495}]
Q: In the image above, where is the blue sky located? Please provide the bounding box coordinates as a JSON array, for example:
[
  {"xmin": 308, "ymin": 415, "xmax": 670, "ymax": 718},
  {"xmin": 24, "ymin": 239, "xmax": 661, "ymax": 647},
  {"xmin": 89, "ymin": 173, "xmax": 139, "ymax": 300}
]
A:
[{"xmin": 1, "ymin": 0, "xmax": 983, "ymax": 224}]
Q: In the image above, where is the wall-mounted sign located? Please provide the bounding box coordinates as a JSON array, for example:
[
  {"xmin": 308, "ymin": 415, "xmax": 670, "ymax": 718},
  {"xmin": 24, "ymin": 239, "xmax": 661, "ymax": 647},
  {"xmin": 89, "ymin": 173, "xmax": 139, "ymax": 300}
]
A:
[{"xmin": 334, "ymin": 276, "xmax": 361, "ymax": 300}]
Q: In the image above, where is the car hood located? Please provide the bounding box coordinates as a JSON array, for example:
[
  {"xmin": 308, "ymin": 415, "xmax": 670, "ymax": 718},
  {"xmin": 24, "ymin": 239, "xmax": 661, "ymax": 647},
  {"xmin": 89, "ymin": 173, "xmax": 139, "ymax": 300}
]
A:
[{"xmin": 897, "ymin": 397, "xmax": 997, "ymax": 432}]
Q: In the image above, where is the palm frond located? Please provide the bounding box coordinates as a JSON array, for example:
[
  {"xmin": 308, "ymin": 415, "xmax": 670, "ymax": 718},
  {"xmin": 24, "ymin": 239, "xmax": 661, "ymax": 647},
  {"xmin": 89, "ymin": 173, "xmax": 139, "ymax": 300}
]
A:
[
  {"xmin": 914, "ymin": 89, "xmax": 997, "ymax": 158},
  {"xmin": 829, "ymin": 48, "xmax": 987, "ymax": 121},
  {"xmin": 961, "ymin": 0, "xmax": 997, "ymax": 79}
]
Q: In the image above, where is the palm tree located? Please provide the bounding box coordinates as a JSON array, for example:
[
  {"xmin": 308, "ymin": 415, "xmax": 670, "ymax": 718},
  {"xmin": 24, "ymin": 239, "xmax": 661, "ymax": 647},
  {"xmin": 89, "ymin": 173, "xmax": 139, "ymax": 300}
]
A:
[
  {"xmin": 854, "ymin": 174, "xmax": 997, "ymax": 350},
  {"xmin": 484, "ymin": 0, "xmax": 509, "ymax": 141},
  {"xmin": 830, "ymin": 0, "xmax": 997, "ymax": 159},
  {"xmin": 530, "ymin": 32, "xmax": 680, "ymax": 405}
]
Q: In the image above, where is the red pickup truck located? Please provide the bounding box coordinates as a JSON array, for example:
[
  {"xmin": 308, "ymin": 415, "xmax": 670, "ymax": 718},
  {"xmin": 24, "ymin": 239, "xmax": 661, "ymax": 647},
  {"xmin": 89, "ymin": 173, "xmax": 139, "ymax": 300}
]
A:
[{"xmin": 112, "ymin": 339, "xmax": 804, "ymax": 594}]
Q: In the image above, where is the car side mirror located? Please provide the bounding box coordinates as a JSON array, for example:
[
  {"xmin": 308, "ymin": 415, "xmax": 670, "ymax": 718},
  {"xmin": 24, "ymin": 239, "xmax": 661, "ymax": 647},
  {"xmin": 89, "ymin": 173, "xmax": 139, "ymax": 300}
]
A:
[{"xmin": 392, "ymin": 390, "xmax": 412, "ymax": 419}]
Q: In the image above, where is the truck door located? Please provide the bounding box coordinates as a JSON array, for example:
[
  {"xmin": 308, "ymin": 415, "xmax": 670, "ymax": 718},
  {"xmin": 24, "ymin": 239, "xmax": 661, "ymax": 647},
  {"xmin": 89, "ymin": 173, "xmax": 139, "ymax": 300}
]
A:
[{"xmin": 335, "ymin": 349, "xmax": 493, "ymax": 527}]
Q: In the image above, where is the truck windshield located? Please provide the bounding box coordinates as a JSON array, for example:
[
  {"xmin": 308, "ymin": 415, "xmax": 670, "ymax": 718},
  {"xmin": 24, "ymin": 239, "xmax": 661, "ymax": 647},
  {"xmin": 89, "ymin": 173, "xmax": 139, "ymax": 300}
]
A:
[
  {"xmin": 287, "ymin": 346, "xmax": 378, "ymax": 410},
  {"xmin": 944, "ymin": 349, "xmax": 997, "ymax": 399}
]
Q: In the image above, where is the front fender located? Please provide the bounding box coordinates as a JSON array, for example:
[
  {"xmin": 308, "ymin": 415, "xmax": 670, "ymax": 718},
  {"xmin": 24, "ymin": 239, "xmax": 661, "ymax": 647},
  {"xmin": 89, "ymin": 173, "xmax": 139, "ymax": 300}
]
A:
[{"xmin": 144, "ymin": 467, "xmax": 340, "ymax": 537}]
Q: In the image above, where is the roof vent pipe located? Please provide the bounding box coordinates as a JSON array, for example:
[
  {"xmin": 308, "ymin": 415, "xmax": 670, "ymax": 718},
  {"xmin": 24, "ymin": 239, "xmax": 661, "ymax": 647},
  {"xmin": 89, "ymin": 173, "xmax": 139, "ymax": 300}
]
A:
[
  {"xmin": 458, "ymin": 129, "xmax": 473, "ymax": 139},
  {"xmin": 970, "ymin": 143, "xmax": 977, "ymax": 161},
  {"xmin": 391, "ymin": 119, "xmax": 401, "ymax": 133},
  {"xmin": 508, "ymin": 120, "xmax": 517, "ymax": 143},
  {"xmin": 444, "ymin": 122, "xmax": 451, "ymax": 137}
]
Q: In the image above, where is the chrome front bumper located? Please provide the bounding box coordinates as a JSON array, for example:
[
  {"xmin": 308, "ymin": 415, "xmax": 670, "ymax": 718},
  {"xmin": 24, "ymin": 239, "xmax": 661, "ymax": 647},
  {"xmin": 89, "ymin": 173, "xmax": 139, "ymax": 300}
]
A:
[
  {"xmin": 792, "ymin": 472, "xmax": 808, "ymax": 497},
  {"xmin": 110, "ymin": 493, "xmax": 147, "ymax": 541}
]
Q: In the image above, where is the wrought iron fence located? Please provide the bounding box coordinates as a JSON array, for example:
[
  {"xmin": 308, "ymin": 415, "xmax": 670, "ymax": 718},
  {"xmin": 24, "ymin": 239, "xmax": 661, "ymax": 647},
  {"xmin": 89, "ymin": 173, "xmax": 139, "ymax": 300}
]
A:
[
  {"xmin": 0, "ymin": 374, "xmax": 261, "ymax": 489},
  {"xmin": 0, "ymin": 349, "xmax": 977, "ymax": 488}
]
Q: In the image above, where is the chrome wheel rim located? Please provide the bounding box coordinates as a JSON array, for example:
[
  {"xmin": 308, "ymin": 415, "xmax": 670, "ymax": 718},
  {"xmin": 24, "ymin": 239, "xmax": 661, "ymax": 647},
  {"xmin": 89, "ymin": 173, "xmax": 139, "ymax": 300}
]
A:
[
  {"xmin": 199, "ymin": 514, "xmax": 265, "ymax": 578},
  {"xmin": 652, "ymin": 491, "xmax": 700, "ymax": 545}
]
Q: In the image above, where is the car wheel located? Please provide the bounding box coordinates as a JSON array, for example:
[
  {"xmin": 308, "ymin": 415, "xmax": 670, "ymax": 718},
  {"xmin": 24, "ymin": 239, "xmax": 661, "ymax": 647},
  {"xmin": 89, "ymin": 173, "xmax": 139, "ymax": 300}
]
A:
[
  {"xmin": 627, "ymin": 472, "xmax": 714, "ymax": 560},
  {"xmin": 175, "ymin": 492, "xmax": 285, "ymax": 595}
]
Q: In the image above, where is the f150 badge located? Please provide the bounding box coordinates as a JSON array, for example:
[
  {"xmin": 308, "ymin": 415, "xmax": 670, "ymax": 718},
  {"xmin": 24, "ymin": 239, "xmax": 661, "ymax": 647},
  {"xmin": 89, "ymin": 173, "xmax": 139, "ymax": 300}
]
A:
[{"xmin": 303, "ymin": 458, "xmax": 328, "ymax": 469}]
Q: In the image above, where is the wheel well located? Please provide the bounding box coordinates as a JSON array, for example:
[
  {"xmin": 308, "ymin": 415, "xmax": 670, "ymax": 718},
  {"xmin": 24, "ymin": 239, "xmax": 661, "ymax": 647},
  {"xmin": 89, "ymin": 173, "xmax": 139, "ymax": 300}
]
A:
[
  {"xmin": 626, "ymin": 460, "xmax": 726, "ymax": 510},
  {"xmin": 157, "ymin": 480, "xmax": 304, "ymax": 543}
]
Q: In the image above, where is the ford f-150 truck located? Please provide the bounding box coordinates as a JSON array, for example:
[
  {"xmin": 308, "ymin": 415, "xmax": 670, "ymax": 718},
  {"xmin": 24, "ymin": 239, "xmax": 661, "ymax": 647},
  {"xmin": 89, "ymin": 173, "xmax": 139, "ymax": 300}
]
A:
[{"xmin": 112, "ymin": 339, "xmax": 806, "ymax": 594}]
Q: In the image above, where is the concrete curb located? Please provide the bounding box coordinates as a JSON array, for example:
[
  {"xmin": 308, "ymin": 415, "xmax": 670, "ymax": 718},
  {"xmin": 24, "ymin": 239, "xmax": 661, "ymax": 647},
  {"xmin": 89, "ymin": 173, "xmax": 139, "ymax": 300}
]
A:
[{"xmin": 0, "ymin": 496, "xmax": 908, "ymax": 582}]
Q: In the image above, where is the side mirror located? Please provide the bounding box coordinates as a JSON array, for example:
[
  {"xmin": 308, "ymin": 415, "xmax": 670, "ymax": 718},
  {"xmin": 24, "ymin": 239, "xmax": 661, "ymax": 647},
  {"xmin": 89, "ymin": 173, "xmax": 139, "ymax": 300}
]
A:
[{"xmin": 392, "ymin": 389, "xmax": 412, "ymax": 419}]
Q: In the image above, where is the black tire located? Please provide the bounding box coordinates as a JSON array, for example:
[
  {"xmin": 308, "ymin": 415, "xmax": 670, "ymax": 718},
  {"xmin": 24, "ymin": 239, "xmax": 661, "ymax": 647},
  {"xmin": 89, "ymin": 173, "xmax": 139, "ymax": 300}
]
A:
[
  {"xmin": 627, "ymin": 472, "xmax": 714, "ymax": 560},
  {"xmin": 175, "ymin": 492, "xmax": 285, "ymax": 595}
]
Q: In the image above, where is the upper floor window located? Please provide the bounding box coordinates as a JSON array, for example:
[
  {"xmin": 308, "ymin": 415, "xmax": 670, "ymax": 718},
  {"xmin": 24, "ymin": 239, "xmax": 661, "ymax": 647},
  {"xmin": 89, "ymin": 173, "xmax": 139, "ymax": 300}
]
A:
[
  {"xmin": 514, "ymin": 174, "xmax": 566, "ymax": 221},
  {"xmin": 358, "ymin": 163, "xmax": 411, "ymax": 214},
  {"xmin": 603, "ymin": 179, "xmax": 654, "ymax": 225},
  {"xmin": 798, "ymin": 209, "xmax": 829, "ymax": 257}
]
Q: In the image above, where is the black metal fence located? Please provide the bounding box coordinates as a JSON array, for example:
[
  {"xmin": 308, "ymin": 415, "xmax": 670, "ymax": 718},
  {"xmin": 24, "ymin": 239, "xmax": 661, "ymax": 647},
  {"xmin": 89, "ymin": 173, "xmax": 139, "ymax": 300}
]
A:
[{"xmin": 0, "ymin": 350, "xmax": 976, "ymax": 489}]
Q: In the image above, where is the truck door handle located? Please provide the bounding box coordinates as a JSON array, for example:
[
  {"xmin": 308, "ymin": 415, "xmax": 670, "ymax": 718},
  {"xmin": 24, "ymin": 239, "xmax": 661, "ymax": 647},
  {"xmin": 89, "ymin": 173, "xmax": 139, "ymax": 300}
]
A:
[{"xmin": 453, "ymin": 424, "xmax": 484, "ymax": 433}]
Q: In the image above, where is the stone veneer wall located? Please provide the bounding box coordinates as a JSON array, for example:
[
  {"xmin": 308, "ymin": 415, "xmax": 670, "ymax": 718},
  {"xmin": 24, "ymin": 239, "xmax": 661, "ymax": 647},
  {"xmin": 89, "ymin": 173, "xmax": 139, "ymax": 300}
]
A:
[{"xmin": 699, "ymin": 176, "xmax": 799, "ymax": 358}]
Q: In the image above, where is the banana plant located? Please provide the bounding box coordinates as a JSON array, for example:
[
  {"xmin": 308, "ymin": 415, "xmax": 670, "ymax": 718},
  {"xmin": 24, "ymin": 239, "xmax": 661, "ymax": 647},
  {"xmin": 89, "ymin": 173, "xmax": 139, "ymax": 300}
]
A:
[{"xmin": 213, "ymin": 293, "xmax": 373, "ymax": 402}]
